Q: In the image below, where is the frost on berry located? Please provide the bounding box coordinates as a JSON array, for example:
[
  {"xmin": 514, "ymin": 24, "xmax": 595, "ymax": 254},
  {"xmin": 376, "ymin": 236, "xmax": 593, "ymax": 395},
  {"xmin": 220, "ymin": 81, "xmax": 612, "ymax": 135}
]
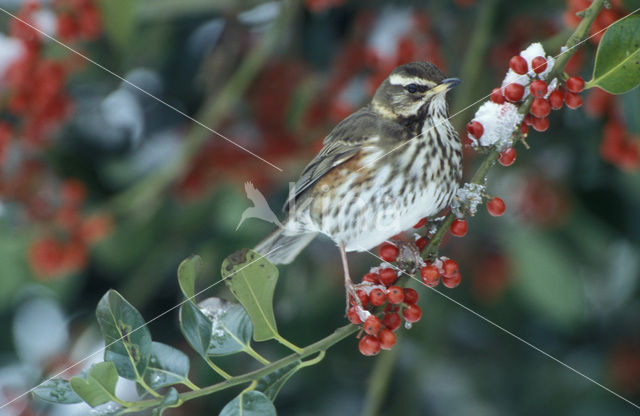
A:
[
  {"xmin": 451, "ymin": 183, "xmax": 486, "ymax": 217},
  {"xmin": 468, "ymin": 102, "xmax": 523, "ymax": 151},
  {"xmin": 519, "ymin": 43, "xmax": 554, "ymax": 79}
]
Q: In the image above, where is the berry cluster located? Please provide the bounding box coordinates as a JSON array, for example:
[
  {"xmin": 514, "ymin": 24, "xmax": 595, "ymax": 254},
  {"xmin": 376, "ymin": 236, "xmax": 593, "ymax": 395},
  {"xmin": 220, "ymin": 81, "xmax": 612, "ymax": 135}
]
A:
[
  {"xmin": 27, "ymin": 180, "xmax": 113, "ymax": 280},
  {"xmin": 349, "ymin": 244, "xmax": 425, "ymax": 356},
  {"xmin": 0, "ymin": 1, "xmax": 108, "ymax": 279},
  {"xmin": 420, "ymin": 257, "xmax": 461, "ymax": 288},
  {"xmin": 466, "ymin": 43, "xmax": 586, "ymax": 163}
]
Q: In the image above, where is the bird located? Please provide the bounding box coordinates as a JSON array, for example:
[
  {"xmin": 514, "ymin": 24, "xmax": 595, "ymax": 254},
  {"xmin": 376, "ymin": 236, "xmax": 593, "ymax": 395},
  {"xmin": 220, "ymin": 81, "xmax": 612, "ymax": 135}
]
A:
[
  {"xmin": 236, "ymin": 181, "xmax": 283, "ymax": 230},
  {"xmin": 254, "ymin": 61, "xmax": 462, "ymax": 308}
]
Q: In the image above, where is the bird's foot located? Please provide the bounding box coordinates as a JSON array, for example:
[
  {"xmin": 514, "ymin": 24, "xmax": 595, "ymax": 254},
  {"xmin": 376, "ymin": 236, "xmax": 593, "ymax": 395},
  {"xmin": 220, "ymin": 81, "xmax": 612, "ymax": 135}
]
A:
[{"xmin": 345, "ymin": 278, "xmax": 361, "ymax": 315}]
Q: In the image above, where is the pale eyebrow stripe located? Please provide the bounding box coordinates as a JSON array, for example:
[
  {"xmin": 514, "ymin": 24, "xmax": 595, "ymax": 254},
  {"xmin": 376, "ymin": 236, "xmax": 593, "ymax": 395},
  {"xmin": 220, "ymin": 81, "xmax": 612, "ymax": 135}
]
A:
[{"xmin": 388, "ymin": 74, "xmax": 436, "ymax": 87}]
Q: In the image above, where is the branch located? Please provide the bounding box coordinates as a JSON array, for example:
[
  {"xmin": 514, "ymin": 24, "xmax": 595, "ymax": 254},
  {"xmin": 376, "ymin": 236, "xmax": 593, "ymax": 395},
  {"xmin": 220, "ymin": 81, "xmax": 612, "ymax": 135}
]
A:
[
  {"xmin": 130, "ymin": 324, "xmax": 359, "ymax": 410},
  {"xmin": 422, "ymin": 0, "xmax": 605, "ymax": 260}
]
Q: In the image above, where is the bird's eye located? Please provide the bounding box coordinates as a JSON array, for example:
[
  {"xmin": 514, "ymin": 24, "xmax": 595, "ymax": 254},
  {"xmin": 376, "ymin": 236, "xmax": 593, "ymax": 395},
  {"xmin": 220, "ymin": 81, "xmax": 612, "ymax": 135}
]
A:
[{"xmin": 406, "ymin": 83, "xmax": 418, "ymax": 93}]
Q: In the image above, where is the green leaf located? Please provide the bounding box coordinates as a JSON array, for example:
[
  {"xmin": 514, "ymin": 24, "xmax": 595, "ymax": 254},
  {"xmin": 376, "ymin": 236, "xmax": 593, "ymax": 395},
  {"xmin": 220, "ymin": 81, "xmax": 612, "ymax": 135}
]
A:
[
  {"xmin": 178, "ymin": 255, "xmax": 203, "ymax": 300},
  {"xmin": 256, "ymin": 361, "xmax": 301, "ymax": 401},
  {"xmin": 506, "ymin": 227, "xmax": 585, "ymax": 327},
  {"xmin": 69, "ymin": 362, "xmax": 119, "ymax": 407},
  {"xmin": 32, "ymin": 379, "xmax": 83, "ymax": 404},
  {"xmin": 586, "ymin": 15, "xmax": 640, "ymax": 94},
  {"xmin": 143, "ymin": 342, "xmax": 191, "ymax": 389},
  {"xmin": 221, "ymin": 249, "xmax": 279, "ymax": 342},
  {"xmin": 179, "ymin": 300, "xmax": 213, "ymax": 359},
  {"xmin": 96, "ymin": 290, "xmax": 152, "ymax": 380},
  {"xmin": 151, "ymin": 388, "xmax": 181, "ymax": 416},
  {"xmin": 198, "ymin": 298, "xmax": 254, "ymax": 356},
  {"xmin": 219, "ymin": 391, "xmax": 276, "ymax": 416}
]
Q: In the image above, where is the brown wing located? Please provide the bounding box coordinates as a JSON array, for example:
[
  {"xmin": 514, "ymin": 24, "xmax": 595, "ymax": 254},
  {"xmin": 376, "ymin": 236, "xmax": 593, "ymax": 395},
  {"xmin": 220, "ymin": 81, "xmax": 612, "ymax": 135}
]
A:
[{"xmin": 283, "ymin": 107, "xmax": 407, "ymax": 213}]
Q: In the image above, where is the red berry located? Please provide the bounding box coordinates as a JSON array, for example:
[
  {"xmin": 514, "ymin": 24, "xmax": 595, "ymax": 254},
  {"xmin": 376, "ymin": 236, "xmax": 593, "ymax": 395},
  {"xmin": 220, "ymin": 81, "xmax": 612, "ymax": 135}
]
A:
[
  {"xmin": 378, "ymin": 268, "xmax": 397, "ymax": 286},
  {"xmin": 531, "ymin": 116, "xmax": 550, "ymax": 132},
  {"xmin": 362, "ymin": 272, "xmax": 378, "ymax": 283},
  {"xmin": 354, "ymin": 290, "xmax": 368, "ymax": 307},
  {"xmin": 403, "ymin": 288, "xmax": 418, "ymax": 304},
  {"xmin": 442, "ymin": 273, "xmax": 462, "ymax": 289},
  {"xmin": 565, "ymin": 92, "xmax": 583, "ymax": 109},
  {"xmin": 531, "ymin": 56, "xmax": 547, "ymax": 73},
  {"xmin": 566, "ymin": 76, "xmax": 585, "ymax": 93},
  {"xmin": 347, "ymin": 306, "xmax": 363, "ymax": 324},
  {"xmin": 364, "ymin": 315, "xmax": 382, "ymax": 335},
  {"xmin": 415, "ymin": 237, "xmax": 428, "ymax": 251},
  {"xmin": 402, "ymin": 304, "xmax": 422, "ymax": 323},
  {"xmin": 441, "ymin": 258, "xmax": 459, "ymax": 278},
  {"xmin": 466, "ymin": 121, "xmax": 484, "ymax": 139},
  {"xmin": 530, "ymin": 98, "xmax": 551, "ymax": 118},
  {"xmin": 450, "ymin": 218, "xmax": 468, "ymax": 237},
  {"xmin": 369, "ymin": 288, "xmax": 387, "ymax": 306},
  {"xmin": 379, "ymin": 243, "xmax": 399, "ymax": 262},
  {"xmin": 487, "ymin": 197, "xmax": 506, "ymax": 217},
  {"xmin": 387, "ymin": 286, "xmax": 405, "ymax": 304},
  {"xmin": 498, "ymin": 148, "xmax": 517, "ymax": 166},
  {"xmin": 420, "ymin": 264, "xmax": 440, "ymax": 287},
  {"xmin": 359, "ymin": 335, "xmax": 381, "ymax": 356},
  {"xmin": 413, "ymin": 217, "xmax": 428, "ymax": 228},
  {"xmin": 490, "ymin": 87, "xmax": 505, "ymax": 104},
  {"xmin": 383, "ymin": 312, "xmax": 402, "ymax": 331},
  {"xmin": 548, "ymin": 89, "xmax": 564, "ymax": 109},
  {"xmin": 520, "ymin": 123, "xmax": 529, "ymax": 135},
  {"xmin": 509, "ymin": 55, "xmax": 528, "ymax": 75},
  {"xmin": 529, "ymin": 80, "xmax": 548, "ymax": 98},
  {"xmin": 504, "ymin": 83, "xmax": 524, "ymax": 102},
  {"xmin": 524, "ymin": 113, "xmax": 534, "ymax": 126},
  {"xmin": 378, "ymin": 329, "xmax": 397, "ymax": 350}
]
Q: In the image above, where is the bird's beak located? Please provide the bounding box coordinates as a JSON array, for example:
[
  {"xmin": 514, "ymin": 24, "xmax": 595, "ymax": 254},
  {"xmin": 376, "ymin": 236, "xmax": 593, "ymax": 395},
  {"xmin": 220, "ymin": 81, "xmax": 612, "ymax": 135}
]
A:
[{"xmin": 431, "ymin": 78, "xmax": 461, "ymax": 93}]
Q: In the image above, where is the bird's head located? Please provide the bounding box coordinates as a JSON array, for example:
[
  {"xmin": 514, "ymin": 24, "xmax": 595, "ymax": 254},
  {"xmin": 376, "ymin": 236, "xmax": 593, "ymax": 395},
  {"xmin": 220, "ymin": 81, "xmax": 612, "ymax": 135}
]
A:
[{"xmin": 371, "ymin": 61, "xmax": 460, "ymax": 120}]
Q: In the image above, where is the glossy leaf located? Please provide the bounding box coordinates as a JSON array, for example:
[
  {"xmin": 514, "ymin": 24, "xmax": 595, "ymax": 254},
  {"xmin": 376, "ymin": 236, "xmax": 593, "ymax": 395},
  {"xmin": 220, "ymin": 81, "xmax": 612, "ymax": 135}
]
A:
[
  {"xmin": 143, "ymin": 342, "xmax": 191, "ymax": 389},
  {"xmin": 69, "ymin": 362, "xmax": 119, "ymax": 407},
  {"xmin": 586, "ymin": 15, "xmax": 640, "ymax": 94},
  {"xmin": 32, "ymin": 379, "xmax": 83, "ymax": 404},
  {"xmin": 177, "ymin": 255, "xmax": 202, "ymax": 300},
  {"xmin": 180, "ymin": 300, "xmax": 213, "ymax": 358},
  {"xmin": 96, "ymin": 290, "xmax": 152, "ymax": 380},
  {"xmin": 219, "ymin": 391, "xmax": 276, "ymax": 416},
  {"xmin": 221, "ymin": 249, "xmax": 279, "ymax": 342},
  {"xmin": 151, "ymin": 387, "xmax": 181, "ymax": 416},
  {"xmin": 256, "ymin": 361, "xmax": 301, "ymax": 401},
  {"xmin": 199, "ymin": 298, "xmax": 253, "ymax": 356}
]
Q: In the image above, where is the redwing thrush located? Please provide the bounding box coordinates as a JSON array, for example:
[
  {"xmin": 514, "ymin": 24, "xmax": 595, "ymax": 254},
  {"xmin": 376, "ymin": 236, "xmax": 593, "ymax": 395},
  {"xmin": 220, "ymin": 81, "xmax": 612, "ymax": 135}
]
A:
[{"xmin": 255, "ymin": 61, "xmax": 462, "ymax": 307}]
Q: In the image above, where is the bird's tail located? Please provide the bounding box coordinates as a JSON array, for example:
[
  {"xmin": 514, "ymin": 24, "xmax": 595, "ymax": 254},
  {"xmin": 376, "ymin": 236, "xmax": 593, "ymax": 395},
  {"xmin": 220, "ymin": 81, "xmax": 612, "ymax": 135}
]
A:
[{"xmin": 254, "ymin": 228, "xmax": 317, "ymax": 265}]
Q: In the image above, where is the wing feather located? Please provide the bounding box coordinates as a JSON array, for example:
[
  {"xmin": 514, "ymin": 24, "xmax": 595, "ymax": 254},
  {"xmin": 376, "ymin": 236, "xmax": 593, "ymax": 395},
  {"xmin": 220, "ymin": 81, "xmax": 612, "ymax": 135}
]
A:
[{"xmin": 283, "ymin": 107, "xmax": 407, "ymax": 212}]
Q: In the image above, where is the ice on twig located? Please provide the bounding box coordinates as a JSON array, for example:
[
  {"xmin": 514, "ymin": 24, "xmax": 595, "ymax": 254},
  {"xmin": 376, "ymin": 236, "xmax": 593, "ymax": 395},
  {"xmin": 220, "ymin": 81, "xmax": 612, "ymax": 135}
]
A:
[{"xmin": 451, "ymin": 183, "xmax": 486, "ymax": 217}]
